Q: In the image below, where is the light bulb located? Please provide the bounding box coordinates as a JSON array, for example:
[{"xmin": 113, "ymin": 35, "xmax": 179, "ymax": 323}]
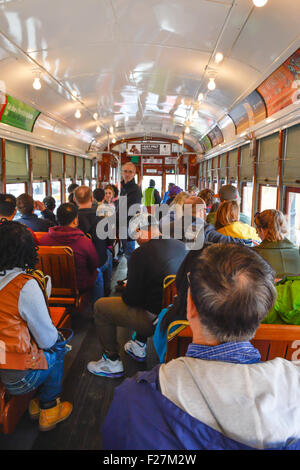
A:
[
  {"xmin": 185, "ymin": 126, "xmax": 190, "ymax": 134},
  {"xmin": 215, "ymin": 52, "xmax": 224, "ymax": 64},
  {"xmin": 96, "ymin": 125, "xmax": 101, "ymax": 133},
  {"xmin": 208, "ymin": 78, "xmax": 216, "ymax": 91},
  {"xmin": 198, "ymin": 93, "xmax": 204, "ymax": 101},
  {"xmin": 109, "ymin": 126, "xmax": 114, "ymax": 134},
  {"xmin": 111, "ymin": 137, "xmax": 116, "ymax": 144},
  {"xmin": 178, "ymin": 138, "xmax": 183, "ymax": 145},
  {"xmin": 93, "ymin": 112, "xmax": 98, "ymax": 120},
  {"xmin": 75, "ymin": 109, "xmax": 81, "ymax": 118},
  {"xmin": 33, "ymin": 77, "xmax": 41, "ymax": 90},
  {"xmin": 253, "ymin": 0, "xmax": 268, "ymax": 6}
]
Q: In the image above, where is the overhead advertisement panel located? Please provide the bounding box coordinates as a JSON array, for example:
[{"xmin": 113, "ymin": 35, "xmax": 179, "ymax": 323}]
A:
[
  {"xmin": 0, "ymin": 94, "xmax": 40, "ymax": 132},
  {"xmin": 207, "ymin": 126, "xmax": 224, "ymax": 147},
  {"xmin": 228, "ymin": 90, "xmax": 266, "ymax": 134},
  {"xmin": 127, "ymin": 143, "xmax": 171, "ymax": 155},
  {"xmin": 257, "ymin": 48, "xmax": 300, "ymax": 116},
  {"xmin": 200, "ymin": 135, "xmax": 212, "ymax": 153}
]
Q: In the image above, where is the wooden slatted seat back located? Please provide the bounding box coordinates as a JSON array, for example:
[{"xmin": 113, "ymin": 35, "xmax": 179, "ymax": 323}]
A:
[
  {"xmin": 36, "ymin": 246, "xmax": 79, "ymax": 306},
  {"xmin": 162, "ymin": 275, "xmax": 177, "ymax": 309},
  {"xmin": 165, "ymin": 321, "xmax": 300, "ymax": 363},
  {"xmin": 251, "ymin": 324, "xmax": 300, "ymax": 361}
]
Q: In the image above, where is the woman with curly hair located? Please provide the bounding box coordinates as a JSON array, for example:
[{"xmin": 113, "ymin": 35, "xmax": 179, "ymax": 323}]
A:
[
  {"xmin": 0, "ymin": 221, "xmax": 72, "ymax": 431},
  {"xmin": 254, "ymin": 209, "xmax": 300, "ymax": 278}
]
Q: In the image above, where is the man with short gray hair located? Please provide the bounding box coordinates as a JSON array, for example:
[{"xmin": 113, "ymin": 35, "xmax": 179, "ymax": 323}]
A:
[{"xmin": 102, "ymin": 244, "xmax": 300, "ymax": 450}]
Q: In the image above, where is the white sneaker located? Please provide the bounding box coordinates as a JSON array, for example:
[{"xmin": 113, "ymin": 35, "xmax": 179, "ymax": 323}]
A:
[
  {"xmin": 87, "ymin": 355, "xmax": 124, "ymax": 378},
  {"xmin": 124, "ymin": 339, "xmax": 147, "ymax": 362}
]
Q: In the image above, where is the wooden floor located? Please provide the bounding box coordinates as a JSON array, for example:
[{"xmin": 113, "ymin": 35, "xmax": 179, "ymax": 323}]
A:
[{"xmin": 0, "ymin": 255, "xmax": 152, "ymax": 450}]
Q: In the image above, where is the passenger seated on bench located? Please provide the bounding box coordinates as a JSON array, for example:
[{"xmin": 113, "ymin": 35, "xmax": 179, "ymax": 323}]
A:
[
  {"xmin": 0, "ymin": 221, "xmax": 72, "ymax": 432},
  {"xmin": 39, "ymin": 203, "xmax": 100, "ymax": 297},
  {"xmin": 67, "ymin": 183, "xmax": 79, "ymax": 205},
  {"xmin": 0, "ymin": 193, "xmax": 39, "ymax": 245},
  {"xmin": 102, "ymin": 244, "xmax": 300, "ymax": 450},
  {"xmin": 215, "ymin": 200, "xmax": 260, "ymax": 241},
  {"xmin": 42, "ymin": 196, "xmax": 57, "ymax": 225},
  {"xmin": 16, "ymin": 193, "xmax": 55, "ymax": 232},
  {"xmin": 254, "ymin": 209, "xmax": 300, "ymax": 279},
  {"xmin": 87, "ymin": 213, "xmax": 187, "ymax": 378}
]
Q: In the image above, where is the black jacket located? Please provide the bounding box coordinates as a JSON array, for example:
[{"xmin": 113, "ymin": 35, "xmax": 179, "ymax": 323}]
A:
[
  {"xmin": 77, "ymin": 208, "xmax": 108, "ymax": 267},
  {"xmin": 116, "ymin": 179, "xmax": 142, "ymax": 239},
  {"xmin": 41, "ymin": 209, "xmax": 57, "ymax": 225},
  {"xmin": 122, "ymin": 238, "xmax": 187, "ymax": 315}
]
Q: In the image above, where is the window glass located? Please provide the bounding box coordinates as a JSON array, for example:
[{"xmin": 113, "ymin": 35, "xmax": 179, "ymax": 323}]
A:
[
  {"xmin": 6, "ymin": 183, "xmax": 26, "ymax": 199},
  {"xmin": 65, "ymin": 178, "xmax": 72, "ymax": 202},
  {"xmin": 32, "ymin": 182, "xmax": 46, "ymax": 202},
  {"xmin": 142, "ymin": 175, "xmax": 162, "ymax": 196},
  {"xmin": 51, "ymin": 181, "xmax": 61, "ymax": 208},
  {"xmin": 260, "ymin": 185, "xmax": 277, "ymax": 212},
  {"xmin": 287, "ymin": 192, "xmax": 300, "ymax": 246},
  {"xmin": 242, "ymin": 183, "xmax": 253, "ymax": 220},
  {"xmin": 176, "ymin": 174, "xmax": 186, "ymax": 191},
  {"xmin": 6, "ymin": 183, "xmax": 26, "ymax": 220}
]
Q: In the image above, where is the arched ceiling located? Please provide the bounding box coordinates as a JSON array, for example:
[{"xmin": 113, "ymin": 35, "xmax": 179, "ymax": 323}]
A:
[{"xmin": 0, "ymin": 0, "xmax": 299, "ymax": 153}]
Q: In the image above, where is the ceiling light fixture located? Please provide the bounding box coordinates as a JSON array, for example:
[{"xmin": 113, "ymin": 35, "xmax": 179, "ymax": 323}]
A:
[
  {"xmin": 96, "ymin": 125, "xmax": 101, "ymax": 133},
  {"xmin": 208, "ymin": 77, "xmax": 216, "ymax": 91},
  {"xmin": 75, "ymin": 109, "xmax": 81, "ymax": 118},
  {"xmin": 253, "ymin": 0, "xmax": 268, "ymax": 6},
  {"xmin": 111, "ymin": 137, "xmax": 116, "ymax": 144},
  {"xmin": 185, "ymin": 126, "xmax": 190, "ymax": 134},
  {"xmin": 93, "ymin": 112, "xmax": 98, "ymax": 120},
  {"xmin": 198, "ymin": 93, "xmax": 204, "ymax": 101},
  {"xmin": 33, "ymin": 75, "xmax": 41, "ymax": 90},
  {"xmin": 215, "ymin": 52, "xmax": 224, "ymax": 64},
  {"xmin": 178, "ymin": 137, "xmax": 183, "ymax": 145}
]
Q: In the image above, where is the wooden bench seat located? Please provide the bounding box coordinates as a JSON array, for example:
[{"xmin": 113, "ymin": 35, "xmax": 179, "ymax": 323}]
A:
[
  {"xmin": 36, "ymin": 246, "xmax": 80, "ymax": 309},
  {"xmin": 165, "ymin": 321, "xmax": 300, "ymax": 363}
]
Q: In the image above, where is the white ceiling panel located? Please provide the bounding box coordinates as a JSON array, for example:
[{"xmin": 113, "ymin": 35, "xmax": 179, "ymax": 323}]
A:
[{"xmin": 0, "ymin": 0, "xmax": 298, "ymax": 151}]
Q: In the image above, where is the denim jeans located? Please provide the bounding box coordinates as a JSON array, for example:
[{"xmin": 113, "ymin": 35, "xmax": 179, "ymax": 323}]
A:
[
  {"xmin": 93, "ymin": 250, "xmax": 113, "ymax": 302},
  {"xmin": 4, "ymin": 349, "xmax": 64, "ymax": 405}
]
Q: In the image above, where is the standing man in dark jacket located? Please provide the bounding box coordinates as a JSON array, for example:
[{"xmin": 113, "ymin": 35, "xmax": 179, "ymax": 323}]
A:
[{"xmin": 117, "ymin": 162, "xmax": 142, "ymax": 263}]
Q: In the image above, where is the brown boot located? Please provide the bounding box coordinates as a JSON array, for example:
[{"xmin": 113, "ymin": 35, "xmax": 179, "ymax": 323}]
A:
[
  {"xmin": 29, "ymin": 397, "xmax": 40, "ymax": 421},
  {"xmin": 39, "ymin": 398, "xmax": 72, "ymax": 432}
]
